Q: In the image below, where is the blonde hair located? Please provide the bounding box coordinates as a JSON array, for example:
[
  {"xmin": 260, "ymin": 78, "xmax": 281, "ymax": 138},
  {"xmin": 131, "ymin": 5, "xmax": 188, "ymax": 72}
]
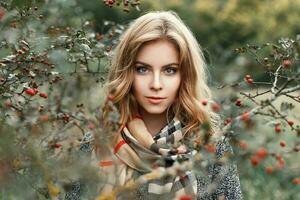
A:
[{"xmin": 103, "ymin": 10, "xmax": 221, "ymax": 139}]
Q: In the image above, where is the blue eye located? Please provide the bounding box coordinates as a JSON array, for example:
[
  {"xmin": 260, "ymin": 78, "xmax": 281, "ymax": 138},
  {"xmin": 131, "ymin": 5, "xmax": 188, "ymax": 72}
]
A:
[
  {"xmin": 135, "ymin": 66, "xmax": 148, "ymax": 74},
  {"xmin": 135, "ymin": 65, "xmax": 178, "ymax": 75},
  {"xmin": 165, "ymin": 67, "xmax": 178, "ymax": 74}
]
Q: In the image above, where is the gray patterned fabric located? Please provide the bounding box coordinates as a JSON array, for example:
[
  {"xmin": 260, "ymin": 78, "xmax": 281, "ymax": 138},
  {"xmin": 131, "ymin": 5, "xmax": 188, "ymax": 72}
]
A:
[{"xmin": 65, "ymin": 119, "xmax": 243, "ymax": 200}]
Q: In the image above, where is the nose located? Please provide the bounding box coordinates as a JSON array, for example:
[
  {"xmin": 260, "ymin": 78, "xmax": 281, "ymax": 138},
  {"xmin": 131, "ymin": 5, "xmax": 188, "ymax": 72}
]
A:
[{"xmin": 150, "ymin": 72, "xmax": 162, "ymax": 91}]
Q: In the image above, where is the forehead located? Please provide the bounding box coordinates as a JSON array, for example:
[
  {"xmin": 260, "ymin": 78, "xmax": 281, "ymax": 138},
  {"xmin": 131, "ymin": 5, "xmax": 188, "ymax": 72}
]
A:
[{"xmin": 135, "ymin": 39, "xmax": 179, "ymax": 66}]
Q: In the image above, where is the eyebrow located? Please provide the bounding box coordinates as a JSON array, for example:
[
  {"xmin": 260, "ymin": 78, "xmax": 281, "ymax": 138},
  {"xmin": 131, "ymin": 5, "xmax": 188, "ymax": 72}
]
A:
[{"xmin": 134, "ymin": 61, "xmax": 179, "ymax": 68}]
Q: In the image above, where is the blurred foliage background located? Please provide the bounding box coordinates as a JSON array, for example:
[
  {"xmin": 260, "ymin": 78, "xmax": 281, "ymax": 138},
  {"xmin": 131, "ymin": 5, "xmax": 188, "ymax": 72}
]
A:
[
  {"xmin": 0, "ymin": 0, "xmax": 299, "ymax": 199},
  {"xmin": 78, "ymin": 0, "xmax": 300, "ymax": 83}
]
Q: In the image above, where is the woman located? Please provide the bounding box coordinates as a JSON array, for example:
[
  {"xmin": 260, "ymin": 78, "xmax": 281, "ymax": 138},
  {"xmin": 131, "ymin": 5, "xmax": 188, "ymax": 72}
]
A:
[{"xmin": 67, "ymin": 10, "xmax": 243, "ymax": 200}]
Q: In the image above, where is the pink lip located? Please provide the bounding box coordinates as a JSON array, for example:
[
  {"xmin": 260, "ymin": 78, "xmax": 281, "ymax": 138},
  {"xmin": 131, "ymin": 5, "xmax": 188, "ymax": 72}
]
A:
[
  {"xmin": 146, "ymin": 97, "xmax": 166, "ymax": 104},
  {"xmin": 146, "ymin": 96, "xmax": 166, "ymax": 99}
]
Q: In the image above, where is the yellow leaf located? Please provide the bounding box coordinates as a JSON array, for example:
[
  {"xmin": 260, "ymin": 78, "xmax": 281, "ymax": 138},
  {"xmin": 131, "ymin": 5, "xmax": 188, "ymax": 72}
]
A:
[
  {"xmin": 96, "ymin": 192, "xmax": 116, "ymax": 200},
  {"xmin": 47, "ymin": 181, "xmax": 60, "ymax": 197}
]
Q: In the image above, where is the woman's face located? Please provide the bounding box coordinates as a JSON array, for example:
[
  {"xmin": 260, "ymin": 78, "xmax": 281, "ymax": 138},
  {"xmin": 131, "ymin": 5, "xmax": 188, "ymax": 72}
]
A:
[{"xmin": 132, "ymin": 39, "xmax": 181, "ymax": 115}]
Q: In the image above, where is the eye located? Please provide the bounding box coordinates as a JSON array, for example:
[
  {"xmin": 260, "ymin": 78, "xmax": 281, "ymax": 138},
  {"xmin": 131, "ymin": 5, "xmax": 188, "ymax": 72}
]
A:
[
  {"xmin": 135, "ymin": 66, "xmax": 148, "ymax": 74},
  {"xmin": 164, "ymin": 66, "xmax": 178, "ymax": 75}
]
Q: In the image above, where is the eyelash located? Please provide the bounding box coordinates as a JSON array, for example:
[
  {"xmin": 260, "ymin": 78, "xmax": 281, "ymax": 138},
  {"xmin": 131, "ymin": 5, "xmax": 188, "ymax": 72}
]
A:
[{"xmin": 135, "ymin": 66, "xmax": 178, "ymax": 75}]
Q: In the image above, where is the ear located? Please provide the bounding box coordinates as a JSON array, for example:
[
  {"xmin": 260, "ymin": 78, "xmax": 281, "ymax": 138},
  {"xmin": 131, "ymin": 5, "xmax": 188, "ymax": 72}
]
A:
[{"xmin": 127, "ymin": 118, "xmax": 154, "ymax": 148}]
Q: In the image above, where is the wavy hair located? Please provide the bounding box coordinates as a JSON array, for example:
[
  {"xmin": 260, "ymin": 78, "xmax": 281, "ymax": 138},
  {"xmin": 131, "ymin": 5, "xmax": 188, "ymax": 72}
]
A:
[{"xmin": 103, "ymin": 10, "xmax": 221, "ymax": 139}]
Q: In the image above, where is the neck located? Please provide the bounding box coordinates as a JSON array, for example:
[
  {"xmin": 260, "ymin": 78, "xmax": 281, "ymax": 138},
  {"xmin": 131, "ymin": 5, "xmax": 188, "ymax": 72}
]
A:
[{"xmin": 139, "ymin": 109, "xmax": 168, "ymax": 137}]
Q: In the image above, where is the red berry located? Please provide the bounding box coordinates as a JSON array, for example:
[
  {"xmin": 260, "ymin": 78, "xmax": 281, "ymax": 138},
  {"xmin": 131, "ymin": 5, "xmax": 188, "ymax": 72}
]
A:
[
  {"xmin": 48, "ymin": 143, "xmax": 62, "ymax": 149},
  {"xmin": 256, "ymin": 147, "xmax": 268, "ymax": 159},
  {"xmin": 39, "ymin": 115, "xmax": 49, "ymax": 122},
  {"xmin": 107, "ymin": 0, "xmax": 114, "ymax": 5},
  {"xmin": 280, "ymin": 141, "xmax": 286, "ymax": 147},
  {"xmin": 53, "ymin": 143, "xmax": 62, "ymax": 148},
  {"xmin": 201, "ymin": 99, "xmax": 208, "ymax": 106},
  {"xmin": 25, "ymin": 88, "xmax": 36, "ymax": 96},
  {"xmin": 239, "ymin": 141, "xmax": 248, "ymax": 150},
  {"xmin": 88, "ymin": 123, "xmax": 96, "ymax": 130},
  {"xmin": 250, "ymin": 156, "xmax": 260, "ymax": 166},
  {"xmin": 235, "ymin": 99, "xmax": 242, "ymax": 106},
  {"xmin": 205, "ymin": 143, "xmax": 216, "ymax": 153},
  {"xmin": 17, "ymin": 50, "xmax": 23, "ymax": 55},
  {"xmin": 287, "ymin": 120, "xmax": 294, "ymax": 126},
  {"xmin": 241, "ymin": 112, "xmax": 250, "ymax": 121},
  {"xmin": 244, "ymin": 74, "xmax": 254, "ymax": 84},
  {"xmin": 292, "ymin": 178, "xmax": 300, "ymax": 185},
  {"xmin": 247, "ymin": 78, "xmax": 254, "ymax": 84},
  {"xmin": 282, "ymin": 59, "xmax": 292, "ymax": 68},
  {"xmin": 0, "ymin": 7, "xmax": 5, "ymax": 20},
  {"xmin": 224, "ymin": 118, "xmax": 232, "ymax": 125},
  {"xmin": 277, "ymin": 158, "xmax": 285, "ymax": 169},
  {"xmin": 275, "ymin": 125, "xmax": 281, "ymax": 133},
  {"xmin": 63, "ymin": 114, "xmax": 70, "ymax": 122},
  {"xmin": 180, "ymin": 195, "xmax": 192, "ymax": 200},
  {"xmin": 39, "ymin": 92, "xmax": 48, "ymax": 98},
  {"xmin": 211, "ymin": 102, "xmax": 221, "ymax": 112},
  {"xmin": 265, "ymin": 166, "xmax": 273, "ymax": 174},
  {"xmin": 107, "ymin": 94, "xmax": 114, "ymax": 101},
  {"xmin": 275, "ymin": 153, "xmax": 282, "ymax": 161}
]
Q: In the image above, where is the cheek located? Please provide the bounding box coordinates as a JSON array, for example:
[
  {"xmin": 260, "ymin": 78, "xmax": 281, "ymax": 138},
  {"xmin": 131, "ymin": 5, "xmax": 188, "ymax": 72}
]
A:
[
  {"xmin": 132, "ymin": 77, "xmax": 145, "ymax": 96},
  {"xmin": 169, "ymin": 77, "xmax": 181, "ymax": 96}
]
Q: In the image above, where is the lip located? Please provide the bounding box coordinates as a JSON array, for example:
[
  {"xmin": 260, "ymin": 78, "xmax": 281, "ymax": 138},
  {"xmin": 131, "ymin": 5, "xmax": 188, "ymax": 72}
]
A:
[
  {"xmin": 146, "ymin": 96, "xmax": 166, "ymax": 99},
  {"xmin": 146, "ymin": 97, "xmax": 166, "ymax": 104}
]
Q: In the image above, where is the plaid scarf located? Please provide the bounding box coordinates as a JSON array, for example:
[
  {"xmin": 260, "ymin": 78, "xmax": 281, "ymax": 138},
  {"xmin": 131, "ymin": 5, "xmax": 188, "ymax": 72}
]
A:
[{"xmin": 104, "ymin": 116, "xmax": 198, "ymax": 198}]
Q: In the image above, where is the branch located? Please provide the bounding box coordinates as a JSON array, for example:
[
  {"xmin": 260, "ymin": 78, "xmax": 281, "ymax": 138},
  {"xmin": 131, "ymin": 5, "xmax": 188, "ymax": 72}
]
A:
[{"xmin": 271, "ymin": 65, "xmax": 282, "ymax": 94}]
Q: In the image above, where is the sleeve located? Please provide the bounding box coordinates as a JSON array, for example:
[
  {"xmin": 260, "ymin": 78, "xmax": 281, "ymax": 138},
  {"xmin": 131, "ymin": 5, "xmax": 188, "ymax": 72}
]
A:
[
  {"xmin": 64, "ymin": 131, "xmax": 124, "ymax": 199},
  {"xmin": 209, "ymin": 138, "xmax": 243, "ymax": 200},
  {"xmin": 194, "ymin": 137, "xmax": 243, "ymax": 200},
  {"xmin": 64, "ymin": 132, "xmax": 94, "ymax": 200}
]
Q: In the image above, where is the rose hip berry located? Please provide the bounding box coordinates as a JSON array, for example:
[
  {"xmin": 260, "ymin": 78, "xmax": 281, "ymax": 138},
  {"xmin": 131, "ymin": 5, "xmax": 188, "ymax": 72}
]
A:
[
  {"xmin": 250, "ymin": 156, "xmax": 260, "ymax": 166},
  {"xmin": 224, "ymin": 118, "xmax": 232, "ymax": 125},
  {"xmin": 292, "ymin": 178, "xmax": 300, "ymax": 185},
  {"xmin": 25, "ymin": 89, "xmax": 36, "ymax": 96},
  {"xmin": 265, "ymin": 166, "xmax": 273, "ymax": 174},
  {"xmin": 235, "ymin": 99, "xmax": 242, "ymax": 106},
  {"xmin": 241, "ymin": 112, "xmax": 250, "ymax": 121},
  {"xmin": 282, "ymin": 59, "xmax": 292, "ymax": 69},
  {"xmin": 180, "ymin": 195, "xmax": 192, "ymax": 200},
  {"xmin": 201, "ymin": 99, "xmax": 208, "ymax": 106},
  {"xmin": 239, "ymin": 140, "xmax": 248, "ymax": 150},
  {"xmin": 287, "ymin": 120, "xmax": 294, "ymax": 126},
  {"xmin": 244, "ymin": 74, "xmax": 254, "ymax": 84},
  {"xmin": 256, "ymin": 147, "xmax": 268, "ymax": 159},
  {"xmin": 211, "ymin": 102, "xmax": 221, "ymax": 112},
  {"xmin": 280, "ymin": 141, "xmax": 286, "ymax": 147},
  {"xmin": 275, "ymin": 125, "xmax": 281, "ymax": 133},
  {"xmin": 39, "ymin": 92, "xmax": 48, "ymax": 98}
]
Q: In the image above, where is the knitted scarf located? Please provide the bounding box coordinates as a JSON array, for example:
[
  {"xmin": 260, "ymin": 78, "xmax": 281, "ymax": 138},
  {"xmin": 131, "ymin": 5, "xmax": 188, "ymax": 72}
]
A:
[{"xmin": 98, "ymin": 116, "xmax": 199, "ymax": 199}]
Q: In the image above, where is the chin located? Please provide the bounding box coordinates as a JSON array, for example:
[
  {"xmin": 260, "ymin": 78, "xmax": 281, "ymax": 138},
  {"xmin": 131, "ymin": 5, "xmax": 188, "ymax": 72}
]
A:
[{"xmin": 143, "ymin": 106, "xmax": 167, "ymax": 115}]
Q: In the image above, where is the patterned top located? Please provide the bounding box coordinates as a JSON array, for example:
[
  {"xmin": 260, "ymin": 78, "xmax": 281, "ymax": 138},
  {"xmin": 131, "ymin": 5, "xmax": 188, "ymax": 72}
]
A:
[{"xmin": 65, "ymin": 132, "xmax": 243, "ymax": 200}]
